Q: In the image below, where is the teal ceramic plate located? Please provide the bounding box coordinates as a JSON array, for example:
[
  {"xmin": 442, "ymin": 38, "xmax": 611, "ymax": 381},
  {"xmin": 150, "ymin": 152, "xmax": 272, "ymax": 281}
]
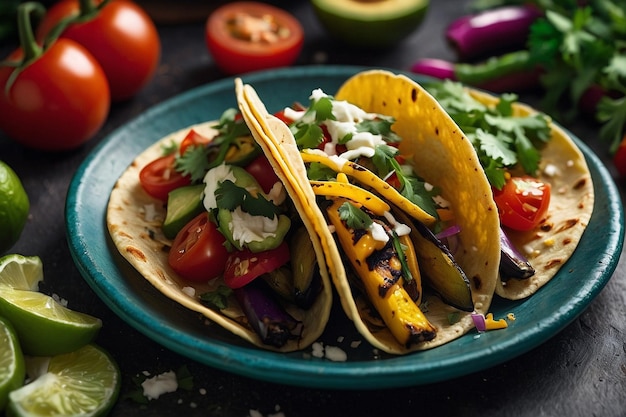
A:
[{"xmin": 66, "ymin": 66, "xmax": 624, "ymax": 389}]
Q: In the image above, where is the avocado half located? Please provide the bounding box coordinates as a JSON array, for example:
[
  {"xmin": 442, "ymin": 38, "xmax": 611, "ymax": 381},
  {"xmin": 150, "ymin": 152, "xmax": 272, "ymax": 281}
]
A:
[{"xmin": 311, "ymin": 0, "xmax": 429, "ymax": 48}]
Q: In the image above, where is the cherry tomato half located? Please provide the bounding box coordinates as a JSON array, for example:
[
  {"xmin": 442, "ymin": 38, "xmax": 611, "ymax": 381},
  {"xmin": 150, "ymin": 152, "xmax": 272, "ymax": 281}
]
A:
[
  {"xmin": 169, "ymin": 212, "xmax": 229, "ymax": 282},
  {"xmin": 179, "ymin": 128, "xmax": 212, "ymax": 156},
  {"xmin": 37, "ymin": 0, "xmax": 161, "ymax": 101},
  {"xmin": 205, "ymin": 1, "xmax": 304, "ymax": 75},
  {"xmin": 223, "ymin": 241, "xmax": 290, "ymax": 289},
  {"xmin": 244, "ymin": 154, "xmax": 280, "ymax": 194},
  {"xmin": 0, "ymin": 38, "xmax": 110, "ymax": 151},
  {"xmin": 139, "ymin": 154, "xmax": 191, "ymax": 201},
  {"xmin": 493, "ymin": 175, "xmax": 551, "ymax": 231}
]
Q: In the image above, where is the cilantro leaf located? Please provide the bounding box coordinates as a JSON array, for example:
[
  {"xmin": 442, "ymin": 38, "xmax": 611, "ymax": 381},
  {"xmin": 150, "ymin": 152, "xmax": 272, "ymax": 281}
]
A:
[
  {"xmin": 356, "ymin": 117, "xmax": 402, "ymax": 144},
  {"xmin": 338, "ymin": 201, "xmax": 373, "ymax": 230},
  {"xmin": 215, "ymin": 180, "xmax": 278, "ymax": 218},
  {"xmin": 199, "ymin": 285, "xmax": 233, "ymax": 310},
  {"xmin": 291, "ymin": 95, "xmax": 336, "ymax": 149},
  {"xmin": 175, "ymin": 145, "xmax": 211, "ymax": 182}
]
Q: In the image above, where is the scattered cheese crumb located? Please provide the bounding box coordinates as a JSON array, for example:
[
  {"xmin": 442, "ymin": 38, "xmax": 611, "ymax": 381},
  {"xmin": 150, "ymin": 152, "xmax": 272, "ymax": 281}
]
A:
[
  {"xmin": 141, "ymin": 370, "xmax": 178, "ymax": 400},
  {"xmin": 350, "ymin": 340, "xmax": 362, "ymax": 349},
  {"xmin": 507, "ymin": 313, "xmax": 516, "ymax": 321},
  {"xmin": 484, "ymin": 313, "xmax": 508, "ymax": 330},
  {"xmin": 182, "ymin": 286, "xmax": 196, "ymax": 297},
  {"xmin": 325, "ymin": 345, "xmax": 347, "ymax": 362}
]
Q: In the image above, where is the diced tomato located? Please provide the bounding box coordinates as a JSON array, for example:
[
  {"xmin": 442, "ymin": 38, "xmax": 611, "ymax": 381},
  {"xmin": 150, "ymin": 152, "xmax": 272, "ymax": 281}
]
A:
[
  {"xmin": 245, "ymin": 154, "xmax": 280, "ymax": 194},
  {"xmin": 139, "ymin": 154, "xmax": 191, "ymax": 201},
  {"xmin": 223, "ymin": 241, "xmax": 290, "ymax": 289},
  {"xmin": 168, "ymin": 212, "xmax": 229, "ymax": 282},
  {"xmin": 493, "ymin": 175, "xmax": 551, "ymax": 231},
  {"xmin": 179, "ymin": 128, "xmax": 212, "ymax": 156}
]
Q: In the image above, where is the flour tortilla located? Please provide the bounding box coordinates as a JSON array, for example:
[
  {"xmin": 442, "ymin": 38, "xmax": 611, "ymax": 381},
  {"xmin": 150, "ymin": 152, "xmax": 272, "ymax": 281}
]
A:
[
  {"xmin": 238, "ymin": 70, "xmax": 502, "ymax": 354},
  {"xmin": 106, "ymin": 121, "xmax": 333, "ymax": 352},
  {"xmin": 466, "ymin": 89, "xmax": 594, "ymax": 300}
]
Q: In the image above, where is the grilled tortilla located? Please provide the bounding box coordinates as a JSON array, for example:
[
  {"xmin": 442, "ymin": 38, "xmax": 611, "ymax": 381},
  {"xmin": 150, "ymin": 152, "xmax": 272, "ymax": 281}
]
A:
[
  {"xmin": 106, "ymin": 121, "xmax": 333, "ymax": 352},
  {"xmin": 237, "ymin": 70, "xmax": 502, "ymax": 354}
]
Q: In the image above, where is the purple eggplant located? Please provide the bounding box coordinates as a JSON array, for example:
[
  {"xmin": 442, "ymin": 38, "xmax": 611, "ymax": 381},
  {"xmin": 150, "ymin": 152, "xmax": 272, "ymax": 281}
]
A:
[
  {"xmin": 446, "ymin": 5, "xmax": 543, "ymax": 60},
  {"xmin": 499, "ymin": 227, "xmax": 535, "ymax": 281},
  {"xmin": 234, "ymin": 279, "xmax": 303, "ymax": 348}
]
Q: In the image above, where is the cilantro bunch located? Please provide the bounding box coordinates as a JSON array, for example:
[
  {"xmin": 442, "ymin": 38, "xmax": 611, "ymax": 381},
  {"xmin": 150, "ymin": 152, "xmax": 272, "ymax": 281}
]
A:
[
  {"xmin": 426, "ymin": 80, "xmax": 551, "ymax": 189},
  {"xmin": 470, "ymin": 0, "xmax": 626, "ymax": 152}
]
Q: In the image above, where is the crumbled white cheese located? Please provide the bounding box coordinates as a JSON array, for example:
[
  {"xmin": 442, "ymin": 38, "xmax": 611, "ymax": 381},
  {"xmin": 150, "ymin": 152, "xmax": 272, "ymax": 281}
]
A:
[
  {"xmin": 325, "ymin": 345, "xmax": 348, "ymax": 362},
  {"xmin": 266, "ymin": 181, "xmax": 286, "ymax": 205},
  {"xmin": 229, "ymin": 207, "xmax": 280, "ymax": 246},
  {"xmin": 182, "ymin": 286, "xmax": 195, "ymax": 297},
  {"xmin": 141, "ymin": 370, "xmax": 178, "ymax": 400},
  {"xmin": 203, "ymin": 164, "xmax": 237, "ymax": 211},
  {"xmin": 543, "ymin": 163, "xmax": 559, "ymax": 177},
  {"xmin": 383, "ymin": 211, "xmax": 411, "ymax": 237},
  {"xmin": 369, "ymin": 222, "xmax": 389, "ymax": 243},
  {"xmin": 143, "ymin": 203, "xmax": 159, "ymax": 222}
]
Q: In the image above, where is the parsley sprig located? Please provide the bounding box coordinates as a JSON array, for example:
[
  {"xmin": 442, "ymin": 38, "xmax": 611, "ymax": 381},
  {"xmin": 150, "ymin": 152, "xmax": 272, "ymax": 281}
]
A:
[
  {"xmin": 290, "ymin": 95, "xmax": 335, "ymax": 149},
  {"xmin": 426, "ymin": 80, "xmax": 551, "ymax": 189}
]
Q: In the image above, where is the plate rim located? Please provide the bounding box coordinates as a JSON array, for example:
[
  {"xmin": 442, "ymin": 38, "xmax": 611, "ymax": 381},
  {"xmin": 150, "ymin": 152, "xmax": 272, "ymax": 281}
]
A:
[{"xmin": 65, "ymin": 65, "xmax": 625, "ymax": 389}]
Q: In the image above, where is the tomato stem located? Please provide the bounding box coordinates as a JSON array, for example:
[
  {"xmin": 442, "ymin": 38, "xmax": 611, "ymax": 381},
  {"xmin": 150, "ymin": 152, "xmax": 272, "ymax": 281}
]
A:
[{"xmin": 17, "ymin": 2, "xmax": 44, "ymax": 63}]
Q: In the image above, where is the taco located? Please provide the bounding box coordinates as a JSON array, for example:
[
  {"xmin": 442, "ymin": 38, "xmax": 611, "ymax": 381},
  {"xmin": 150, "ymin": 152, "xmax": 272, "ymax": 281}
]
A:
[
  {"xmin": 423, "ymin": 80, "xmax": 594, "ymax": 300},
  {"xmin": 106, "ymin": 110, "xmax": 333, "ymax": 352},
  {"xmin": 236, "ymin": 71, "xmax": 503, "ymax": 354}
]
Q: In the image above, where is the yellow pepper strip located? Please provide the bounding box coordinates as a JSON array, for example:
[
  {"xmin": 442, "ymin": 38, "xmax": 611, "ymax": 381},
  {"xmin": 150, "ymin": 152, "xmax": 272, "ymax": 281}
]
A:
[
  {"xmin": 326, "ymin": 199, "xmax": 436, "ymax": 346},
  {"xmin": 301, "ymin": 151, "xmax": 436, "ymax": 226},
  {"xmin": 485, "ymin": 313, "xmax": 508, "ymax": 330},
  {"xmin": 310, "ymin": 180, "xmax": 390, "ymax": 216}
]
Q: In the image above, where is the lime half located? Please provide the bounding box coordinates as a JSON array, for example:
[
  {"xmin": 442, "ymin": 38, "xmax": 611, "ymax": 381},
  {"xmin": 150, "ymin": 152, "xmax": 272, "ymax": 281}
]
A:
[
  {"xmin": 0, "ymin": 254, "xmax": 43, "ymax": 291},
  {"xmin": 0, "ymin": 161, "xmax": 30, "ymax": 253},
  {"xmin": 7, "ymin": 344, "xmax": 120, "ymax": 417},
  {"xmin": 0, "ymin": 316, "xmax": 25, "ymax": 412},
  {"xmin": 0, "ymin": 285, "xmax": 102, "ymax": 356}
]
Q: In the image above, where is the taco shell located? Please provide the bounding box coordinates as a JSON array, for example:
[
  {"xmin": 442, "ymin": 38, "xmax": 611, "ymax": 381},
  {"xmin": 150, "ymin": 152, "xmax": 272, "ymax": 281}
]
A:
[
  {"xmin": 466, "ymin": 89, "xmax": 594, "ymax": 300},
  {"xmin": 238, "ymin": 70, "xmax": 503, "ymax": 354},
  {"xmin": 106, "ymin": 121, "xmax": 333, "ymax": 352}
]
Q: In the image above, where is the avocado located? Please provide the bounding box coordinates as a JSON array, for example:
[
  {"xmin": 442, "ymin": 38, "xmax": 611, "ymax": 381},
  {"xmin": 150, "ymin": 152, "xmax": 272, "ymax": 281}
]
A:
[
  {"xmin": 311, "ymin": 0, "xmax": 429, "ymax": 48},
  {"xmin": 162, "ymin": 184, "xmax": 205, "ymax": 239}
]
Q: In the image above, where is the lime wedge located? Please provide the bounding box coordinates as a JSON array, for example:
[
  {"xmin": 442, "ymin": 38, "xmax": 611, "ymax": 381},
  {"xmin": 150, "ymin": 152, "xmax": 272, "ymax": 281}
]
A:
[
  {"xmin": 0, "ymin": 316, "xmax": 25, "ymax": 412},
  {"xmin": 0, "ymin": 285, "xmax": 102, "ymax": 356},
  {"xmin": 7, "ymin": 344, "xmax": 120, "ymax": 417},
  {"xmin": 0, "ymin": 254, "xmax": 43, "ymax": 291}
]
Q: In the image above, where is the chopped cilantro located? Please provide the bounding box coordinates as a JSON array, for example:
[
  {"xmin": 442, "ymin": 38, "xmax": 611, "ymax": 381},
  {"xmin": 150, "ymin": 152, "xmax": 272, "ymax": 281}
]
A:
[
  {"xmin": 290, "ymin": 95, "xmax": 336, "ymax": 149},
  {"xmin": 426, "ymin": 80, "xmax": 550, "ymax": 188},
  {"xmin": 215, "ymin": 180, "xmax": 278, "ymax": 218},
  {"xmin": 199, "ymin": 285, "xmax": 233, "ymax": 310},
  {"xmin": 338, "ymin": 201, "xmax": 373, "ymax": 230},
  {"xmin": 174, "ymin": 108, "xmax": 252, "ymax": 182},
  {"xmin": 356, "ymin": 117, "xmax": 402, "ymax": 144}
]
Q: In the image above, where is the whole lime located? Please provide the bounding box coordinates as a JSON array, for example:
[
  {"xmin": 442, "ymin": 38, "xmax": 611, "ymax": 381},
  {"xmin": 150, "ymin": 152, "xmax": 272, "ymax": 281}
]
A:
[{"xmin": 0, "ymin": 161, "xmax": 29, "ymax": 253}]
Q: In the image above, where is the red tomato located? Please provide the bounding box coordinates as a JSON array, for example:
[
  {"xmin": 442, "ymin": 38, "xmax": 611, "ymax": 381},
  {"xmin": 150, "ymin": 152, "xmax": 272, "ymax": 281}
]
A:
[
  {"xmin": 169, "ymin": 212, "xmax": 229, "ymax": 282},
  {"xmin": 223, "ymin": 241, "xmax": 290, "ymax": 289},
  {"xmin": 139, "ymin": 154, "xmax": 191, "ymax": 201},
  {"xmin": 245, "ymin": 154, "xmax": 280, "ymax": 194},
  {"xmin": 493, "ymin": 176, "xmax": 551, "ymax": 231},
  {"xmin": 37, "ymin": 0, "xmax": 160, "ymax": 101},
  {"xmin": 613, "ymin": 134, "xmax": 626, "ymax": 177},
  {"xmin": 205, "ymin": 1, "xmax": 304, "ymax": 75},
  {"xmin": 0, "ymin": 39, "xmax": 110, "ymax": 151},
  {"xmin": 179, "ymin": 129, "xmax": 212, "ymax": 156}
]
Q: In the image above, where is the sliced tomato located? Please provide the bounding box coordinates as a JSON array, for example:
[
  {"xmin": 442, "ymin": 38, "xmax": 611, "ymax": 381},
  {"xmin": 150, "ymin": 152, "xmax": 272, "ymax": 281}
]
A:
[
  {"xmin": 180, "ymin": 128, "xmax": 212, "ymax": 156},
  {"xmin": 139, "ymin": 154, "xmax": 191, "ymax": 201},
  {"xmin": 245, "ymin": 154, "xmax": 280, "ymax": 194},
  {"xmin": 205, "ymin": 1, "xmax": 304, "ymax": 75},
  {"xmin": 168, "ymin": 212, "xmax": 229, "ymax": 282},
  {"xmin": 223, "ymin": 241, "xmax": 290, "ymax": 289},
  {"xmin": 493, "ymin": 175, "xmax": 551, "ymax": 231}
]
